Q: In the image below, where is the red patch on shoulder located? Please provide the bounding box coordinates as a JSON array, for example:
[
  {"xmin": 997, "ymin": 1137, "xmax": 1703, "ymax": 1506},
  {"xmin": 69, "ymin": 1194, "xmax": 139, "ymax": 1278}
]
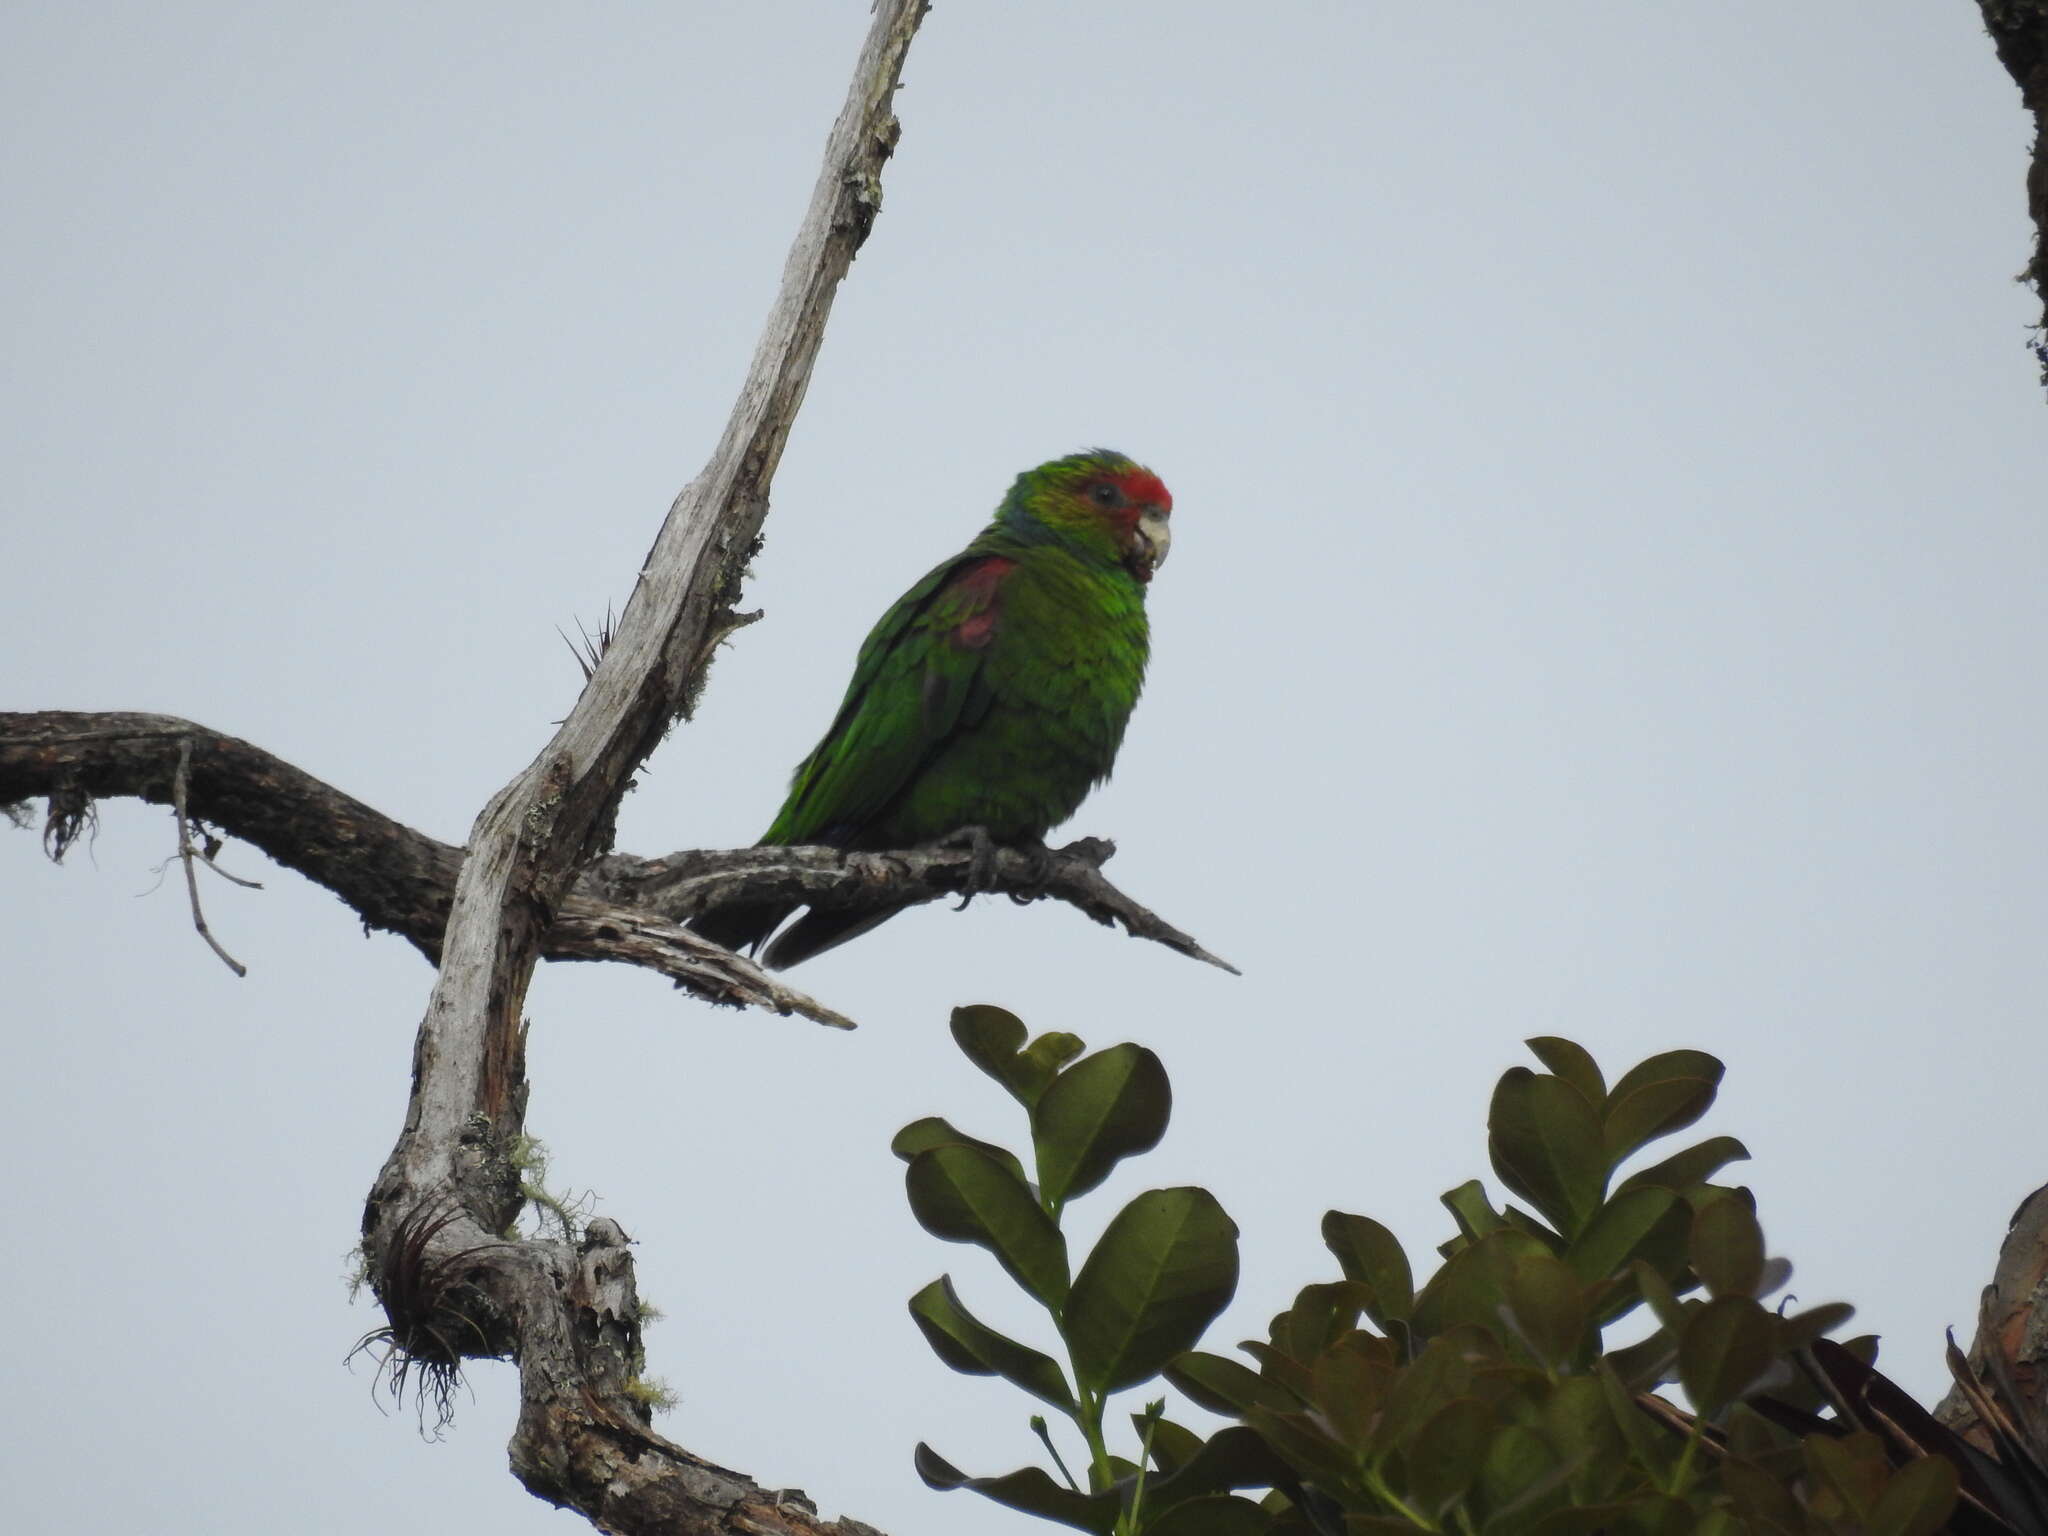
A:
[{"xmin": 950, "ymin": 557, "xmax": 1014, "ymax": 649}]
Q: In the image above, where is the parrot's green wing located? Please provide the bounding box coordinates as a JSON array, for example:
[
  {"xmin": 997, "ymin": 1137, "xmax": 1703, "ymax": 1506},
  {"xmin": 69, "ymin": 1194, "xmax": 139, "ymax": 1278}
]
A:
[{"xmin": 763, "ymin": 552, "xmax": 1013, "ymax": 847}]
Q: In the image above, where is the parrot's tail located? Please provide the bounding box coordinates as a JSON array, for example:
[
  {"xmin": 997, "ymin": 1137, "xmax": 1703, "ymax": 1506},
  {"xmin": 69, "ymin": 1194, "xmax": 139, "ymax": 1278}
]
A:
[
  {"xmin": 688, "ymin": 899, "xmax": 794, "ymax": 959},
  {"xmin": 759, "ymin": 902, "xmax": 906, "ymax": 970}
]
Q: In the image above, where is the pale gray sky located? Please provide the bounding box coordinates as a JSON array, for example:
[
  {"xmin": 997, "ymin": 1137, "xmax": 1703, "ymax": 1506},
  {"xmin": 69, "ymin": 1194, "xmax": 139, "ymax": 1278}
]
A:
[{"xmin": 4, "ymin": 3, "xmax": 2043, "ymax": 1533}]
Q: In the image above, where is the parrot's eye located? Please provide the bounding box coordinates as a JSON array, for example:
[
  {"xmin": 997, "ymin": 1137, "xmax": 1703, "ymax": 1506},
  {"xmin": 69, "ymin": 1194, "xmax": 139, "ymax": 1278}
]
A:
[{"xmin": 1089, "ymin": 483, "xmax": 1123, "ymax": 507}]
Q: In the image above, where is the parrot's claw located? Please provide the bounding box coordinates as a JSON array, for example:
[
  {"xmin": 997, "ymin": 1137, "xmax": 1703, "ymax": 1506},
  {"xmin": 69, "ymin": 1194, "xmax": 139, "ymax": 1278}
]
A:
[
  {"xmin": 1006, "ymin": 839, "xmax": 1055, "ymax": 905},
  {"xmin": 938, "ymin": 825, "xmax": 1000, "ymax": 908}
]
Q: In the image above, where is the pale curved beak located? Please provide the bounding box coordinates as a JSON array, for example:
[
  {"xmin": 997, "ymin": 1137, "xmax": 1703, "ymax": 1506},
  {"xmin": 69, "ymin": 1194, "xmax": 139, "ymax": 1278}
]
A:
[{"xmin": 1134, "ymin": 509, "xmax": 1172, "ymax": 577}]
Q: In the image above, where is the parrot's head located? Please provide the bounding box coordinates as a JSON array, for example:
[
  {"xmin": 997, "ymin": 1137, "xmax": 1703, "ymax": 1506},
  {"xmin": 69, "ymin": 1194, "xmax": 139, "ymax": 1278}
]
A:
[{"xmin": 1002, "ymin": 448, "xmax": 1173, "ymax": 584}]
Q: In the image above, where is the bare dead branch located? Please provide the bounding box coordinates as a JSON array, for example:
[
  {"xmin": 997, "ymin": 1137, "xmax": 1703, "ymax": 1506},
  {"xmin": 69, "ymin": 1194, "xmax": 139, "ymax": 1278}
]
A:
[
  {"xmin": 1, "ymin": 709, "xmax": 1237, "ymax": 996},
  {"xmin": 553, "ymin": 897, "xmax": 858, "ymax": 1029},
  {"xmin": 590, "ymin": 838, "xmax": 1240, "ymax": 975},
  {"xmin": 171, "ymin": 738, "xmax": 247, "ymax": 977},
  {"xmin": 1, "ymin": 710, "xmax": 460, "ymax": 943},
  {"xmin": 355, "ymin": 4, "xmax": 930, "ymax": 1531},
  {"xmin": 196, "ymin": 848, "xmax": 264, "ymax": 889}
]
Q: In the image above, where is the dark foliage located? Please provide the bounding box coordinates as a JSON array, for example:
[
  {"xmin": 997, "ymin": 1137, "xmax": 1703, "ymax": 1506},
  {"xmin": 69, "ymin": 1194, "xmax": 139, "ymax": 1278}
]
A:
[{"xmin": 902, "ymin": 1013, "xmax": 2048, "ymax": 1536}]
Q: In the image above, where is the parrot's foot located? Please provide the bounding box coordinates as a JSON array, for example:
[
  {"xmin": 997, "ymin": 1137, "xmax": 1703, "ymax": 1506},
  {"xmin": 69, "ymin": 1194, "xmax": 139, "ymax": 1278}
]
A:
[
  {"xmin": 847, "ymin": 849, "xmax": 910, "ymax": 884},
  {"xmin": 1005, "ymin": 839, "xmax": 1055, "ymax": 905},
  {"xmin": 937, "ymin": 824, "xmax": 1000, "ymax": 908}
]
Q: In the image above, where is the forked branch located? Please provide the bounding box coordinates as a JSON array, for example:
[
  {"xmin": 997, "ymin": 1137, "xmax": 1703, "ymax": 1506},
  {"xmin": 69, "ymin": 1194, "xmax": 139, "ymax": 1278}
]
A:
[{"xmin": 355, "ymin": 3, "xmax": 930, "ymax": 1530}]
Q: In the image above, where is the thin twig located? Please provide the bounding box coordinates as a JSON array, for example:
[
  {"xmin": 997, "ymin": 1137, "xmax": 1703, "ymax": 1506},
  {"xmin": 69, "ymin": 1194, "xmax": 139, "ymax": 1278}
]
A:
[
  {"xmin": 195, "ymin": 836, "xmax": 263, "ymax": 889},
  {"xmin": 172, "ymin": 739, "xmax": 246, "ymax": 977},
  {"xmin": 554, "ymin": 898, "xmax": 857, "ymax": 1029}
]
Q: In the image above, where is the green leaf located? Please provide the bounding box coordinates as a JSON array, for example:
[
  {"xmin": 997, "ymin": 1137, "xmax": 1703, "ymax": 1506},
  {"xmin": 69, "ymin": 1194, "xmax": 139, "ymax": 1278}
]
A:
[
  {"xmin": 891, "ymin": 1116, "xmax": 1027, "ymax": 1182},
  {"xmin": 1269, "ymin": 1282, "xmax": 1367, "ymax": 1365},
  {"xmin": 1602, "ymin": 1076, "xmax": 1717, "ymax": 1167},
  {"xmin": 1407, "ymin": 1397, "xmax": 1494, "ymax": 1514},
  {"xmin": 1245, "ymin": 1406, "xmax": 1357, "ymax": 1485},
  {"xmin": 1777, "ymin": 1300, "xmax": 1855, "ymax": 1352},
  {"xmin": 1805, "ymin": 1432, "xmax": 1890, "ymax": 1523},
  {"xmin": 1323, "ymin": 1212, "xmax": 1416, "ymax": 1325},
  {"xmin": 1690, "ymin": 1196, "xmax": 1766, "ymax": 1299},
  {"xmin": 1608, "ymin": 1049, "xmax": 1723, "ymax": 1106},
  {"xmin": 1628, "ymin": 1260, "xmax": 1688, "ymax": 1334},
  {"xmin": 1032, "ymin": 1044, "xmax": 1172, "ymax": 1207},
  {"xmin": 1721, "ymin": 1403, "xmax": 1795, "ymax": 1462},
  {"xmin": 1309, "ymin": 1337, "xmax": 1397, "ymax": 1451},
  {"xmin": 1142, "ymin": 1427, "xmax": 1299, "ymax": 1514},
  {"xmin": 1145, "ymin": 1494, "xmax": 1275, "ymax": 1536},
  {"xmin": 1500, "ymin": 1205, "xmax": 1569, "ymax": 1255},
  {"xmin": 1677, "ymin": 1295, "xmax": 1777, "ymax": 1415},
  {"xmin": 950, "ymin": 1002, "xmax": 1030, "ymax": 1083},
  {"xmin": 1617, "ymin": 1494, "xmax": 1700, "ymax": 1536},
  {"xmin": 907, "ymin": 1276, "xmax": 1074, "ymax": 1410},
  {"xmin": 1565, "ymin": 1188, "xmax": 1678, "ymax": 1285},
  {"xmin": 1596, "ymin": 1362, "xmax": 1672, "ymax": 1482},
  {"xmin": 1066, "ymin": 1187, "xmax": 1239, "ymax": 1394},
  {"xmin": 1720, "ymin": 1456, "xmax": 1804, "ymax": 1531},
  {"xmin": 905, "ymin": 1143, "xmax": 1070, "ymax": 1308},
  {"xmin": 1443, "ymin": 1178, "xmax": 1508, "ymax": 1242},
  {"xmin": 1238, "ymin": 1341, "xmax": 1316, "ymax": 1403},
  {"xmin": 1602, "ymin": 1052, "xmax": 1722, "ymax": 1164},
  {"xmin": 1165, "ymin": 1351, "xmax": 1299, "ymax": 1416},
  {"xmin": 1469, "ymin": 1359, "xmax": 1551, "ymax": 1405},
  {"xmin": 1412, "ymin": 1230, "xmax": 1548, "ymax": 1338},
  {"xmin": 1526, "ymin": 1504, "xmax": 1647, "ymax": 1536},
  {"xmin": 1602, "ymin": 1328, "xmax": 1675, "ymax": 1392},
  {"xmin": 1525, "ymin": 1037, "xmax": 1606, "ymax": 1106},
  {"xmin": 950, "ymin": 1004, "xmax": 1077, "ymax": 1109},
  {"xmin": 1540, "ymin": 1377, "xmax": 1623, "ymax": 1503},
  {"xmin": 1097, "ymin": 1455, "xmax": 1143, "ymax": 1492},
  {"xmin": 1144, "ymin": 1416, "xmax": 1207, "ymax": 1475},
  {"xmin": 1024, "ymin": 1030, "xmax": 1089, "ymax": 1080},
  {"xmin": 1383, "ymin": 1330, "xmax": 1485, "ymax": 1454},
  {"xmin": 914, "ymin": 1443, "xmax": 1119, "ymax": 1533},
  {"xmin": 1474, "ymin": 1425, "xmax": 1562, "ymax": 1525},
  {"xmin": 1489, "ymin": 1069, "xmax": 1607, "ymax": 1239},
  {"xmin": 1871, "ymin": 1454, "xmax": 1959, "ymax": 1536},
  {"xmin": 1500, "ymin": 1253, "xmax": 1588, "ymax": 1370},
  {"xmin": 1613, "ymin": 1136, "xmax": 1750, "ymax": 1197}
]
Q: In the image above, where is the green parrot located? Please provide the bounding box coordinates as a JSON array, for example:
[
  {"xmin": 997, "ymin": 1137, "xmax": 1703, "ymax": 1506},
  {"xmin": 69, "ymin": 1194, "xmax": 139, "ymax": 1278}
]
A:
[{"xmin": 694, "ymin": 447, "xmax": 1173, "ymax": 968}]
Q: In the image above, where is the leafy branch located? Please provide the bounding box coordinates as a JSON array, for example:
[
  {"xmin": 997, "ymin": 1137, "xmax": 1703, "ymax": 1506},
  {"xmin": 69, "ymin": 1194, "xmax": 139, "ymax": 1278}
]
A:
[{"xmin": 902, "ymin": 1018, "xmax": 2045, "ymax": 1536}]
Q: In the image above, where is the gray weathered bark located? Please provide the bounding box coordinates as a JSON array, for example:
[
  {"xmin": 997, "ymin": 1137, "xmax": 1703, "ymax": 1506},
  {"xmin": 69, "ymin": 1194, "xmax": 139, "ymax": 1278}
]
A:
[
  {"xmin": 368, "ymin": 5, "xmax": 933, "ymax": 1527},
  {"xmin": 0, "ymin": 708, "xmax": 1234, "ymax": 1022},
  {"xmin": 354, "ymin": 4, "xmax": 925, "ymax": 1522},
  {"xmin": 352, "ymin": 2, "xmax": 929, "ymax": 1523}
]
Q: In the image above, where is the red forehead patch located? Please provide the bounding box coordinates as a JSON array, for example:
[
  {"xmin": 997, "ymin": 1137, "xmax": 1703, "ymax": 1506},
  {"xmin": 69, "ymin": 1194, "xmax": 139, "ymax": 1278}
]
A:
[{"xmin": 1114, "ymin": 469, "xmax": 1171, "ymax": 510}]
